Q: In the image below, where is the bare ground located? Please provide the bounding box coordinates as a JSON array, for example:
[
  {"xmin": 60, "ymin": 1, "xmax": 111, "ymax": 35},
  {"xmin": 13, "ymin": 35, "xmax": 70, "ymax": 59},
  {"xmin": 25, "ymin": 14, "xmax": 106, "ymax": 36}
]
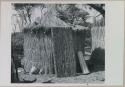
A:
[{"xmin": 18, "ymin": 70, "xmax": 104, "ymax": 83}]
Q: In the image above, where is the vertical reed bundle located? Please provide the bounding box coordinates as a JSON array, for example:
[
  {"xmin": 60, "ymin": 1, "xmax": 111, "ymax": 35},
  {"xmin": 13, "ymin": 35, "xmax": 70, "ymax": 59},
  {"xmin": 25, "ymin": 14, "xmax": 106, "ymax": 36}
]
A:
[
  {"xmin": 91, "ymin": 18, "xmax": 105, "ymax": 51},
  {"xmin": 52, "ymin": 28, "xmax": 76, "ymax": 77}
]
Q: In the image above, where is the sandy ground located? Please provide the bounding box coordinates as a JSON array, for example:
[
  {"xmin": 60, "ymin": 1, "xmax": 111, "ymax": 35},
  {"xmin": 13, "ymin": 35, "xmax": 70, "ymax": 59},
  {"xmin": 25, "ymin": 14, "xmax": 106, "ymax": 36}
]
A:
[{"xmin": 18, "ymin": 70, "xmax": 104, "ymax": 83}]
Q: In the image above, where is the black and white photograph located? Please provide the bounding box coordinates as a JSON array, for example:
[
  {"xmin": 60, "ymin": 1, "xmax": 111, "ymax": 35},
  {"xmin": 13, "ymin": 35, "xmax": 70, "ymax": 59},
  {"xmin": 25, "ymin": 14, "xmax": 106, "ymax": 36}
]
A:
[
  {"xmin": 11, "ymin": 3, "xmax": 105, "ymax": 83},
  {"xmin": 0, "ymin": 0, "xmax": 124, "ymax": 86}
]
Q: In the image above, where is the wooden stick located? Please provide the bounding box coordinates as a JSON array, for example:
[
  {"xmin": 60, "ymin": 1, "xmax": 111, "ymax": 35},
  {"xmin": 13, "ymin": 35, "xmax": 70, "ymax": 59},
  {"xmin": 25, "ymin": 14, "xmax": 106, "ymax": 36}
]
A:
[{"xmin": 77, "ymin": 51, "xmax": 90, "ymax": 74}]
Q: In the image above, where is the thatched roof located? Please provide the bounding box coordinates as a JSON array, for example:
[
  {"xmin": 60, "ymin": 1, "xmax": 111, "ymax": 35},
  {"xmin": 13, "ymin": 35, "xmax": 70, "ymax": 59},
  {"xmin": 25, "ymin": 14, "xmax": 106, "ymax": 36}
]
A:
[
  {"xmin": 23, "ymin": 5, "xmax": 89, "ymax": 32},
  {"xmin": 72, "ymin": 25, "xmax": 88, "ymax": 30},
  {"xmin": 24, "ymin": 5, "xmax": 70, "ymax": 30}
]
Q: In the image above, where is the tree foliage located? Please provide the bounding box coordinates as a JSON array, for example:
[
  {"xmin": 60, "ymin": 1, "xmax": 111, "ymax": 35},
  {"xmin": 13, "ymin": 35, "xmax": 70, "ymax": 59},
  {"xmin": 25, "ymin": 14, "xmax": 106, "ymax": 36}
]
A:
[{"xmin": 56, "ymin": 4, "xmax": 89, "ymax": 26}]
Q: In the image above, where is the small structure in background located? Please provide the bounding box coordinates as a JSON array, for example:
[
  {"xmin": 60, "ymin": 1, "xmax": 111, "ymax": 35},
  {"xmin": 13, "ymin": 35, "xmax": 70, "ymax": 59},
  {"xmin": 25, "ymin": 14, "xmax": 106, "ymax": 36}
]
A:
[{"xmin": 91, "ymin": 17, "xmax": 105, "ymax": 51}]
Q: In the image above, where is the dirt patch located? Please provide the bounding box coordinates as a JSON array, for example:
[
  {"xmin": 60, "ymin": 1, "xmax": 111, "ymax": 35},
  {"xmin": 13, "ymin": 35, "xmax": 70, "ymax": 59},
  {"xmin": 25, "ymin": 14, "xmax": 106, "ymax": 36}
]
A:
[{"xmin": 18, "ymin": 70, "xmax": 104, "ymax": 83}]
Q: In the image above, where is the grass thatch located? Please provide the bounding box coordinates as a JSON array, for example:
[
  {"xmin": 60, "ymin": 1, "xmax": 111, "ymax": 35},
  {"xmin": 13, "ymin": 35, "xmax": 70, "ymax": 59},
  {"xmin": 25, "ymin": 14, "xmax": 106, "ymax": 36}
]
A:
[
  {"xmin": 52, "ymin": 27, "xmax": 76, "ymax": 77},
  {"xmin": 23, "ymin": 29, "xmax": 54, "ymax": 74},
  {"xmin": 91, "ymin": 18, "xmax": 105, "ymax": 51}
]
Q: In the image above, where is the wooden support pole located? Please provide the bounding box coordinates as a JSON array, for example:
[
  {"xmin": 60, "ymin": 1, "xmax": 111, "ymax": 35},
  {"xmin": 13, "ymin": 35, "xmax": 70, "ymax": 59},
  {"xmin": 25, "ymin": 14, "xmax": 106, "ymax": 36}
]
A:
[{"xmin": 78, "ymin": 51, "xmax": 90, "ymax": 74}]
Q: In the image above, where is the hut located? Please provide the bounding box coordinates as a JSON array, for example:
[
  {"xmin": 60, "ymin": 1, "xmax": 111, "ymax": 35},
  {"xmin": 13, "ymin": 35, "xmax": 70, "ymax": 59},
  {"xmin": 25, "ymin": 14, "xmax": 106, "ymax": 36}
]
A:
[{"xmin": 23, "ymin": 5, "xmax": 76, "ymax": 77}]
